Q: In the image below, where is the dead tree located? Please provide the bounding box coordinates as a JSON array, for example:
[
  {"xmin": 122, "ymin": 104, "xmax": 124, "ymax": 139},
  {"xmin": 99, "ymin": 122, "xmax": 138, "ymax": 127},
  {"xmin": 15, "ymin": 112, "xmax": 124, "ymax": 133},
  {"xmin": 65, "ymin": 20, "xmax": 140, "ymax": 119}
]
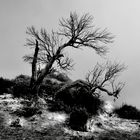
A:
[
  {"xmin": 85, "ymin": 62, "xmax": 125, "ymax": 99},
  {"xmin": 23, "ymin": 12, "xmax": 114, "ymax": 102}
]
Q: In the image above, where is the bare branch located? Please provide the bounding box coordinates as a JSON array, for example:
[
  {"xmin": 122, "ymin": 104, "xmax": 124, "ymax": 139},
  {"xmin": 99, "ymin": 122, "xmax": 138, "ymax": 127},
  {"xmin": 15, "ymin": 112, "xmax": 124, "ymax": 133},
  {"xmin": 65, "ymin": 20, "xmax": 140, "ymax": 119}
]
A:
[
  {"xmin": 56, "ymin": 55, "xmax": 74, "ymax": 71},
  {"xmin": 59, "ymin": 12, "xmax": 114, "ymax": 55},
  {"xmin": 105, "ymin": 61, "xmax": 126, "ymax": 81},
  {"xmin": 85, "ymin": 61, "xmax": 126, "ymax": 98},
  {"xmin": 85, "ymin": 63, "xmax": 104, "ymax": 87},
  {"xmin": 25, "ymin": 27, "xmax": 73, "ymax": 71},
  {"xmin": 26, "ymin": 26, "xmax": 40, "ymax": 40}
]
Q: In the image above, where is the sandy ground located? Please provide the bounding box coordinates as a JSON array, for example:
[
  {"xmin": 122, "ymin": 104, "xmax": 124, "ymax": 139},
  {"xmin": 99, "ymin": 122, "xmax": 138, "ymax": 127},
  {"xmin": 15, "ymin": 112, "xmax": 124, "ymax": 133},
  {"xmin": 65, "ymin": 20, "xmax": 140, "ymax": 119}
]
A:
[
  {"xmin": 0, "ymin": 94, "xmax": 140, "ymax": 139},
  {"xmin": 0, "ymin": 94, "xmax": 68, "ymax": 131}
]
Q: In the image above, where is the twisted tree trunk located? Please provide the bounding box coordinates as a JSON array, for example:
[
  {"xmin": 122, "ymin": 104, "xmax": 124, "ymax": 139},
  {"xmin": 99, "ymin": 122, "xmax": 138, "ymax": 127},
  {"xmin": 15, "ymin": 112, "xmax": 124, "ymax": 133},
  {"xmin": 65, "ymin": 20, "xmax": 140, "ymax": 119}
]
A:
[{"xmin": 30, "ymin": 40, "xmax": 39, "ymax": 88}]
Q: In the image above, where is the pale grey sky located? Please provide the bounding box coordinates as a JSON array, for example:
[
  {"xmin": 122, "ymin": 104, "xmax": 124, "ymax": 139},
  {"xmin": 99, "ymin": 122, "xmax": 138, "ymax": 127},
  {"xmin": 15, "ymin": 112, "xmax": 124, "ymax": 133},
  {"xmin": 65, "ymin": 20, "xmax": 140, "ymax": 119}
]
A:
[{"xmin": 0, "ymin": 0, "xmax": 140, "ymax": 108}]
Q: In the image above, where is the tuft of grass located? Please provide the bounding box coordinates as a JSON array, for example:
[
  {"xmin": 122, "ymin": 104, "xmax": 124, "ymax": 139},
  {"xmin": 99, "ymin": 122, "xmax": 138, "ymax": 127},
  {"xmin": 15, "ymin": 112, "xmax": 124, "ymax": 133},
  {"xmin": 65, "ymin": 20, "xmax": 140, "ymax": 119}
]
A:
[
  {"xmin": 113, "ymin": 104, "xmax": 140, "ymax": 121},
  {"xmin": 11, "ymin": 106, "xmax": 42, "ymax": 118}
]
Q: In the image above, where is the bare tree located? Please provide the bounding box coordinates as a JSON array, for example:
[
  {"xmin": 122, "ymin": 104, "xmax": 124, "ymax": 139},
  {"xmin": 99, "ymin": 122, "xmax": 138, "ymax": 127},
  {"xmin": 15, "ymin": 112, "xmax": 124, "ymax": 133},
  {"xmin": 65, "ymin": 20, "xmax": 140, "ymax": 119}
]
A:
[
  {"xmin": 85, "ymin": 61, "xmax": 125, "ymax": 99},
  {"xmin": 24, "ymin": 12, "xmax": 114, "ymax": 102}
]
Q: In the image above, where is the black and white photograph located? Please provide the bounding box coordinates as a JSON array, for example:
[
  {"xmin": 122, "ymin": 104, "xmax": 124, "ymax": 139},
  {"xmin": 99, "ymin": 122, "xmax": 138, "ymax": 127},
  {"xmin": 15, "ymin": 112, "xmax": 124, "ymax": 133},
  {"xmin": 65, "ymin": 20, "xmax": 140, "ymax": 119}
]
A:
[{"xmin": 0, "ymin": 0, "xmax": 140, "ymax": 139}]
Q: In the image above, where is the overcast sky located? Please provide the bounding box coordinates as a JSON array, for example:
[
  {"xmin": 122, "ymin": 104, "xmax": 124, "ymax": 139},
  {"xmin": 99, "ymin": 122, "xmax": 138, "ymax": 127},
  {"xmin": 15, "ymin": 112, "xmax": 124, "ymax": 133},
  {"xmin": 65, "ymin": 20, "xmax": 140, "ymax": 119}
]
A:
[{"xmin": 0, "ymin": 0, "xmax": 140, "ymax": 108}]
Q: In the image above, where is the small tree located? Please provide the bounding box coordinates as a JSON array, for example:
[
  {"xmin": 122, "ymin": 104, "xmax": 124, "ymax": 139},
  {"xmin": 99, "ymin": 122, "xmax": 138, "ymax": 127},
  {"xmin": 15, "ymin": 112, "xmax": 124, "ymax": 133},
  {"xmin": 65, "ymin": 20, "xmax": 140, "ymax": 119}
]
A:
[
  {"xmin": 85, "ymin": 61, "xmax": 125, "ymax": 99},
  {"xmin": 56, "ymin": 61, "xmax": 125, "ymax": 102},
  {"xmin": 24, "ymin": 12, "xmax": 113, "ymax": 103}
]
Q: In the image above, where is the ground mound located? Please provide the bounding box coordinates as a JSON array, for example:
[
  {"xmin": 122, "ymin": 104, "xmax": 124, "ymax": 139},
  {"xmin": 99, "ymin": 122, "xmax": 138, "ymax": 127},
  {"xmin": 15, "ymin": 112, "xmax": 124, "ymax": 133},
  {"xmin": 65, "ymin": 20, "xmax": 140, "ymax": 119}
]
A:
[{"xmin": 0, "ymin": 94, "xmax": 140, "ymax": 139}]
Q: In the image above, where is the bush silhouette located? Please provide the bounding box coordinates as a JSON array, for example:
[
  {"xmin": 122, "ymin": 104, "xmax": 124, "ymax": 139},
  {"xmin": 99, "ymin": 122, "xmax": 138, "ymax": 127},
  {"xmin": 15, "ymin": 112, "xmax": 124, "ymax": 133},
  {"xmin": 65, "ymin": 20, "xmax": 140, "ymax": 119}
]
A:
[
  {"xmin": 40, "ymin": 78, "xmax": 63, "ymax": 98},
  {"xmin": 68, "ymin": 107, "xmax": 88, "ymax": 131},
  {"xmin": 12, "ymin": 106, "xmax": 41, "ymax": 118},
  {"xmin": 12, "ymin": 74, "xmax": 31, "ymax": 98},
  {"xmin": 14, "ymin": 74, "xmax": 30, "ymax": 85},
  {"xmin": 0, "ymin": 77, "xmax": 14, "ymax": 94},
  {"xmin": 75, "ymin": 87, "xmax": 103, "ymax": 115},
  {"xmin": 55, "ymin": 89, "xmax": 75, "ymax": 106},
  {"xmin": 113, "ymin": 104, "xmax": 140, "ymax": 120},
  {"xmin": 55, "ymin": 86, "xmax": 103, "ymax": 115},
  {"xmin": 12, "ymin": 74, "xmax": 64, "ymax": 99},
  {"xmin": 47, "ymin": 72, "xmax": 72, "ymax": 83}
]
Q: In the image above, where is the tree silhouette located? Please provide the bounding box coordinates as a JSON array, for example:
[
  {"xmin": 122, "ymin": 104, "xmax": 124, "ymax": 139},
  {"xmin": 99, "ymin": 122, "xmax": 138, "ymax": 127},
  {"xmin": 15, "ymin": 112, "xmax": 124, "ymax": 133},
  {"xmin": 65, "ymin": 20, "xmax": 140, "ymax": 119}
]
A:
[
  {"xmin": 23, "ymin": 12, "xmax": 114, "ymax": 103},
  {"xmin": 85, "ymin": 62, "xmax": 125, "ymax": 99}
]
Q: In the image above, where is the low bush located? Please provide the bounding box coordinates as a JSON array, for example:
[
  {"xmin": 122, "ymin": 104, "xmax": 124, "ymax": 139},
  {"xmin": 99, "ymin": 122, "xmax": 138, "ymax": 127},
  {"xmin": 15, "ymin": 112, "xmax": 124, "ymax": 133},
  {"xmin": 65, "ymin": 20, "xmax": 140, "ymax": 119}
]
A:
[
  {"xmin": 75, "ymin": 87, "xmax": 103, "ymax": 115},
  {"xmin": 12, "ymin": 83, "xmax": 31, "ymax": 98},
  {"xmin": 12, "ymin": 106, "xmax": 41, "ymax": 118},
  {"xmin": 68, "ymin": 107, "xmax": 89, "ymax": 131},
  {"xmin": 113, "ymin": 104, "xmax": 140, "ymax": 120},
  {"xmin": 55, "ymin": 86, "xmax": 103, "ymax": 115},
  {"xmin": 39, "ymin": 80, "xmax": 62, "ymax": 98},
  {"xmin": 12, "ymin": 74, "xmax": 31, "ymax": 98},
  {"xmin": 0, "ymin": 77, "xmax": 15, "ymax": 94},
  {"xmin": 47, "ymin": 99, "xmax": 72, "ymax": 113},
  {"xmin": 52, "ymin": 86, "xmax": 104, "ymax": 131},
  {"xmin": 13, "ymin": 74, "xmax": 30, "ymax": 85},
  {"xmin": 47, "ymin": 72, "xmax": 72, "ymax": 83},
  {"xmin": 55, "ymin": 89, "xmax": 75, "ymax": 106},
  {"xmin": 11, "ymin": 74, "xmax": 64, "ymax": 99}
]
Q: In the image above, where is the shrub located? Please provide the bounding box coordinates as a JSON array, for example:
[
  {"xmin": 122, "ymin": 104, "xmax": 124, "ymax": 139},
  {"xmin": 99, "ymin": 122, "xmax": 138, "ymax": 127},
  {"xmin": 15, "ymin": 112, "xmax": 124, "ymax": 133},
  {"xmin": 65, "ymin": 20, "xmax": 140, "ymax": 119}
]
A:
[
  {"xmin": 68, "ymin": 107, "xmax": 89, "ymax": 131},
  {"xmin": 55, "ymin": 86, "xmax": 103, "ymax": 115},
  {"xmin": 75, "ymin": 87, "xmax": 103, "ymax": 115},
  {"xmin": 12, "ymin": 83, "xmax": 31, "ymax": 98},
  {"xmin": 53, "ymin": 73, "xmax": 72, "ymax": 83},
  {"xmin": 47, "ymin": 100, "xmax": 72, "ymax": 113},
  {"xmin": 14, "ymin": 74, "xmax": 30, "ymax": 85},
  {"xmin": 12, "ymin": 106, "xmax": 41, "ymax": 118},
  {"xmin": 0, "ymin": 77, "xmax": 15, "ymax": 94},
  {"xmin": 12, "ymin": 74, "xmax": 63, "ymax": 99},
  {"xmin": 39, "ymin": 79, "xmax": 62, "ymax": 98},
  {"xmin": 47, "ymin": 72, "xmax": 72, "ymax": 83},
  {"xmin": 12, "ymin": 74, "xmax": 31, "ymax": 98},
  {"xmin": 47, "ymin": 100, "xmax": 64, "ymax": 112},
  {"xmin": 20, "ymin": 100, "xmax": 32, "ymax": 106},
  {"xmin": 113, "ymin": 104, "xmax": 140, "ymax": 120},
  {"xmin": 55, "ymin": 89, "xmax": 75, "ymax": 106}
]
